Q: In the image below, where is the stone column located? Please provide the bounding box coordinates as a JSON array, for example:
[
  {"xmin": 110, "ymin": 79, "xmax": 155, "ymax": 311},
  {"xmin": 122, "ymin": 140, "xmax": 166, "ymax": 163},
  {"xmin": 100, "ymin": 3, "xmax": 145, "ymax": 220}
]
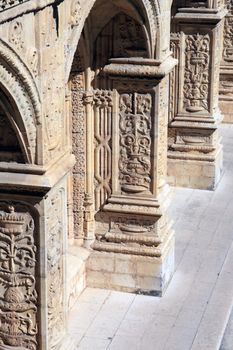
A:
[
  {"xmin": 0, "ymin": 156, "xmax": 74, "ymax": 350},
  {"xmin": 168, "ymin": 2, "xmax": 226, "ymax": 189},
  {"xmin": 86, "ymin": 56, "xmax": 176, "ymax": 296},
  {"xmin": 219, "ymin": 0, "xmax": 233, "ymax": 123}
]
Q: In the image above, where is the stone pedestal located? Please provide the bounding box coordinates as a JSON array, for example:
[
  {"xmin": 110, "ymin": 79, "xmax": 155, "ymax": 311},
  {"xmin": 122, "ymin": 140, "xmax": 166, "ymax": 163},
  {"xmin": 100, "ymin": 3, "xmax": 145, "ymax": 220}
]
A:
[
  {"xmin": 219, "ymin": 1, "xmax": 233, "ymax": 123},
  {"xmin": 86, "ymin": 57, "xmax": 176, "ymax": 296},
  {"xmin": 168, "ymin": 6, "xmax": 226, "ymax": 189}
]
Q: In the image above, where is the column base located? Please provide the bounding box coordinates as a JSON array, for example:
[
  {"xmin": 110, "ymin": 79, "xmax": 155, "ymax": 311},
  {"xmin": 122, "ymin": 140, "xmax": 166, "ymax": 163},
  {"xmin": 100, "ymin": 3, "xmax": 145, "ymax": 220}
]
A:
[
  {"xmin": 167, "ymin": 147, "xmax": 223, "ymax": 190},
  {"xmin": 86, "ymin": 229, "xmax": 174, "ymax": 296},
  {"xmin": 67, "ymin": 245, "xmax": 90, "ymax": 310}
]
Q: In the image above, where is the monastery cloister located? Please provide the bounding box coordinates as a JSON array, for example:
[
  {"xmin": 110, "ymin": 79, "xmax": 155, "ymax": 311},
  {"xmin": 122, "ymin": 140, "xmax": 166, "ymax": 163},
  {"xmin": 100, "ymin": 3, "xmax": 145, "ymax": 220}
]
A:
[{"xmin": 0, "ymin": 0, "xmax": 232, "ymax": 349}]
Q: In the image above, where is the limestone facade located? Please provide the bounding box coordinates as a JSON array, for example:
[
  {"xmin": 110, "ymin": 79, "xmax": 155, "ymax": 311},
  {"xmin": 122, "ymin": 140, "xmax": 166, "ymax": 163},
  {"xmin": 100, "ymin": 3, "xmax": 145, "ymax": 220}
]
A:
[{"xmin": 0, "ymin": 0, "xmax": 229, "ymax": 348}]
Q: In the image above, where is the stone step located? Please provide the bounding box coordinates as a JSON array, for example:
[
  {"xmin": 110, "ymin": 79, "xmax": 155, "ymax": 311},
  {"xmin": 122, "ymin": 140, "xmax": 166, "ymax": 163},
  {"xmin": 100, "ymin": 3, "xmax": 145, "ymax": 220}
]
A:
[{"xmin": 67, "ymin": 245, "xmax": 90, "ymax": 310}]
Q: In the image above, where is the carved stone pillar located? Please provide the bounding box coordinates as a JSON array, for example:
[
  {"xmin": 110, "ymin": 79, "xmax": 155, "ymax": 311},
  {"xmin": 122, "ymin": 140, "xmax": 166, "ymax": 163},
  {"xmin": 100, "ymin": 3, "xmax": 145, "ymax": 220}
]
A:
[
  {"xmin": 0, "ymin": 156, "xmax": 74, "ymax": 349},
  {"xmin": 86, "ymin": 56, "xmax": 176, "ymax": 296},
  {"xmin": 219, "ymin": 0, "xmax": 233, "ymax": 123},
  {"xmin": 168, "ymin": 3, "xmax": 226, "ymax": 189}
]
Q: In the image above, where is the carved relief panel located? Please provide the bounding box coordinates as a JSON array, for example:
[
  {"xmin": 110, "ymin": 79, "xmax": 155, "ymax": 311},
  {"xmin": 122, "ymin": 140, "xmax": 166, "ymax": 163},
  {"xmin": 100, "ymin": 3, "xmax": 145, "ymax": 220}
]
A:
[
  {"xmin": 119, "ymin": 92, "xmax": 152, "ymax": 194},
  {"xmin": 170, "ymin": 26, "xmax": 219, "ymax": 119},
  {"xmin": 71, "ymin": 51, "xmax": 86, "ymax": 240},
  {"xmin": 92, "ymin": 75, "xmax": 168, "ymax": 256},
  {"xmin": 0, "ymin": 202, "xmax": 38, "ymax": 350},
  {"xmin": 45, "ymin": 186, "xmax": 66, "ymax": 349},
  {"xmin": 93, "ymin": 89, "xmax": 113, "ymax": 209},
  {"xmin": 169, "ymin": 32, "xmax": 181, "ymax": 123},
  {"xmin": 92, "ymin": 80, "xmax": 156, "ymax": 204},
  {"xmin": 183, "ymin": 33, "xmax": 211, "ymax": 113},
  {"xmin": 221, "ymin": 0, "xmax": 233, "ymax": 63},
  {"xmin": 171, "ymin": 8, "xmax": 224, "ymax": 123}
]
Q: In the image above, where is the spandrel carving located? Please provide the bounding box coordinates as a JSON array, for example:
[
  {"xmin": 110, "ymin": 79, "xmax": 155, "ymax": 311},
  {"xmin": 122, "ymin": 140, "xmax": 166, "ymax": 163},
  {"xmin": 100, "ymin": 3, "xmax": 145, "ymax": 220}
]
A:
[
  {"xmin": 0, "ymin": 203, "xmax": 38, "ymax": 350},
  {"xmin": 9, "ymin": 20, "xmax": 25, "ymax": 52}
]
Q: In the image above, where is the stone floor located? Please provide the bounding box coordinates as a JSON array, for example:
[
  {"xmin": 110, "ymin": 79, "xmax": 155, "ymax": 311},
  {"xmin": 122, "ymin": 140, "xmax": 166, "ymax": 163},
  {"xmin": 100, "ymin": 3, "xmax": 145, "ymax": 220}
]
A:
[{"xmin": 67, "ymin": 124, "xmax": 233, "ymax": 350}]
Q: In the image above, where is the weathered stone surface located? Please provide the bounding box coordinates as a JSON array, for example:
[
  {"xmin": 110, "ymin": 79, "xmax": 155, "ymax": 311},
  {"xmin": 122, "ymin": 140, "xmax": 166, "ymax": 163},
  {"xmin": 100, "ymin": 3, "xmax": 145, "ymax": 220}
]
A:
[{"xmin": 0, "ymin": 0, "xmax": 230, "ymax": 348}]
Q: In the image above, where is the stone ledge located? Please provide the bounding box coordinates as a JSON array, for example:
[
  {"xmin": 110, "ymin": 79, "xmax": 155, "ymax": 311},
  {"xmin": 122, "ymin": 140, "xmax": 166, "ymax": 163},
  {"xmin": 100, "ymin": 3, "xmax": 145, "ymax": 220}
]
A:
[
  {"xmin": 0, "ymin": 0, "xmax": 58, "ymax": 24},
  {"xmin": 0, "ymin": 153, "xmax": 75, "ymax": 194}
]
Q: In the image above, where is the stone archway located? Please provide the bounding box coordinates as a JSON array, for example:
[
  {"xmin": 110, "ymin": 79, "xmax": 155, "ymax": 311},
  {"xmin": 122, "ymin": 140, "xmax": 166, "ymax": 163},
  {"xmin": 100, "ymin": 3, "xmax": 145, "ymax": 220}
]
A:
[
  {"xmin": 69, "ymin": 0, "xmax": 176, "ymax": 296},
  {"xmin": 0, "ymin": 39, "xmax": 41, "ymax": 164}
]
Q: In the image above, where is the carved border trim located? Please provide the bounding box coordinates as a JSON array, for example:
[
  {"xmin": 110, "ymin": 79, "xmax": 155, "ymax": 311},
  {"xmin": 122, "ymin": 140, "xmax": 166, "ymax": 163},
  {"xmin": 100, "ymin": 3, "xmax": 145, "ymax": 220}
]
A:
[
  {"xmin": 0, "ymin": 38, "xmax": 41, "ymax": 123},
  {"xmin": 0, "ymin": 39, "xmax": 41, "ymax": 163}
]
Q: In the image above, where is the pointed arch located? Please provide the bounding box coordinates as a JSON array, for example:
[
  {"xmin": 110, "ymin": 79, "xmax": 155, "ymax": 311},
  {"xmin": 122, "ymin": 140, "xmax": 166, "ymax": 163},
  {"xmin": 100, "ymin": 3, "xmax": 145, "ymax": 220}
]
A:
[
  {"xmin": 65, "ymin": 0, "xmax": 161, "ymax": 82},
  {"xmin": 0, "ymin": 39, "xmax": 41, "ymax": 164}
]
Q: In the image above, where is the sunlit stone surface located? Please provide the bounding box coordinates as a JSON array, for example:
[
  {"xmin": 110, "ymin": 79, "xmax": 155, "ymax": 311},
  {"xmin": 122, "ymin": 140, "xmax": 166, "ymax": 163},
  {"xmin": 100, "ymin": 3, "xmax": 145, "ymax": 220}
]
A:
[{"xmin": 0, "ymin": 0, "xmax": 231, "ymax": 348}]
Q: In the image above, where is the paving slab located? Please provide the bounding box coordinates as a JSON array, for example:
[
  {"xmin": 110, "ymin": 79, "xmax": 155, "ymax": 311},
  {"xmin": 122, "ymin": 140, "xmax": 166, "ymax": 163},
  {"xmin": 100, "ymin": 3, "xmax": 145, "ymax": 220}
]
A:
[{"xmin": 67, "ymin": 124, "xmax": 233, "ymax": 350}]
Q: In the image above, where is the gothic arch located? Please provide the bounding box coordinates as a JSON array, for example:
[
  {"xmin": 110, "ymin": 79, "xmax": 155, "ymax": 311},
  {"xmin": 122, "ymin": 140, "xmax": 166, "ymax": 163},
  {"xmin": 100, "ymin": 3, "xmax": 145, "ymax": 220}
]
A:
[
  {"xmin": 65, "ymin": 0, "xmax": 161, "ymax": 82},
  {"xmin": 0, "ymin": 39, "xmax": 41, "ymax": 164}
]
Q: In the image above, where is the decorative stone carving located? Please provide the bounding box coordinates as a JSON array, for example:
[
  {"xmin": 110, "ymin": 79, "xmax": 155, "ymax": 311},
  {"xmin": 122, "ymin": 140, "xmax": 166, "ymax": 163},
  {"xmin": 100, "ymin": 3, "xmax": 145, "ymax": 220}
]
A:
[
  {"xmin": 9, "ymin": 20, "xmax": 24, "ymax": 52},
  {"xmin": 184, "ymin": 34, "xmax": 210, "ymax": 113},
  {"xmin": 169, "ymin": 32, "xmax": 180, "ymax": 123},
  {"xmin": 223, "ymin": 15, "xmax": 233, "ymax": 61},
  {"xmin": 95, "ymin": 12, "xmax": 148, "ymax": 69},
  {"xmin": 71, "ymin": 50, "xmax": 86, "ymax": 240},
  {"xmin": 168, "ymin": 6, "xmax": 225, "ymax": 189},
  {"xmin": 119, "ymin": 92, "xmax": 152, "ymax": 194},
  {"xmin": 93, "ymin": 89, "xmax": 113, "ymax": 208},
  {"xmin": 0, "ymin": 203, "xmax": 38, "ymax": 350},
  {"xmin": 46, "ymin": 189, "xmax": 66, "ymax": 349},
  {"xmin": 219, "ymin": 0, "xmax": 233, "ymax": 122},
  {"xmin": 0, "ymin": 39, "xmax": 41, "ymax": 164},
  {"xmin": 0, "ymin": 39, "xmax": 40, "ymax": 123},
  {"xmin": 157, "ymin": 76, "xmax": 169, "ymax": 185},
  {"xmin": 0, "ymin": 0, "xmax": 27, "ymax": 11}
]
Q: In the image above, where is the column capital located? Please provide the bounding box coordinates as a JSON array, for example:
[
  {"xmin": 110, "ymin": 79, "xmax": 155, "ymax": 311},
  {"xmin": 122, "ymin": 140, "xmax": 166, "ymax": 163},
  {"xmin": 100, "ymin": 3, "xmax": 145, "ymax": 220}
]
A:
[{"xmin": 103, "ymin": 56, "xmax": 177, "ymax": 80}]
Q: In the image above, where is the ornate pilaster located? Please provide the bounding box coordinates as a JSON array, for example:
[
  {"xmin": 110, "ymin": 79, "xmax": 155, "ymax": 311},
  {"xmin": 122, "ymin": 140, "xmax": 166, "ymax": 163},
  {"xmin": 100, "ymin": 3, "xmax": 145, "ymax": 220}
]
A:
[
  {"xmin": 219, "ymin": 0, "xmax": 233, "ymax": 123},
  {"xmin": 87, "ymin": 56, "xmax": 176, "ymax": 296},
  {"xmin": 168, "ymin": 3, "xmax": 226, "ymax": 189},
  {"xmin": 0, "ymin": 203, "xmax": 38, "ymax": 350},
  {"xmin": 45, "ymin": 181, "xmax": 67, "ymax": 350},
  {"xmin": 0, "ymin": 153, "xmax": 74, "ymax": 349}
]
